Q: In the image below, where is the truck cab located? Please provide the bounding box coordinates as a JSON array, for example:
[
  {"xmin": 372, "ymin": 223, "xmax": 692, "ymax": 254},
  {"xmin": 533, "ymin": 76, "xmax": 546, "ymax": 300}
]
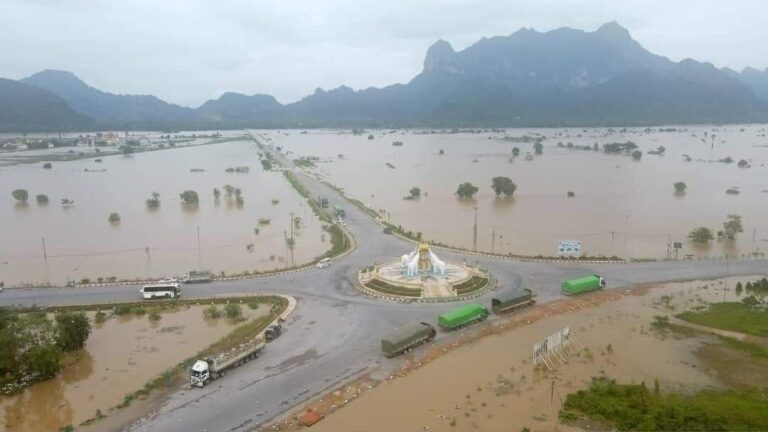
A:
[
  {"xmin": 265, "ymin": 324, "xmax": 282, "ymax": 341},
  {"xmin": 190, "ymin": 359, "xmax": 211, "ymax": 387}
]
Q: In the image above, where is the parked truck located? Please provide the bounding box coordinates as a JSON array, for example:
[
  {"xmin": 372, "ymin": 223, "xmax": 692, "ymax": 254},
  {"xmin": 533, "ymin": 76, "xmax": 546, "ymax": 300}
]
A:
[
  {"xmin": 183, "ymin": 270, "xmax": 212, "ymax": 284},
  {"xmin": 491, "ymin": 289, "xmax": 535, "ymax": 314},
  {"xmin": 190, "ymin": 337, "xmax": 265, "ymax": 387},
  {"xmin": 438, "ymin": 304, "xmax": 489, "ymax": 331},
  {"xmin": 561, "ymin": 275, "xmax": 606, "ymax": 296},
  {"xmin": 381, "ymin": 321, "xmax": 437, "ymax": 357}
]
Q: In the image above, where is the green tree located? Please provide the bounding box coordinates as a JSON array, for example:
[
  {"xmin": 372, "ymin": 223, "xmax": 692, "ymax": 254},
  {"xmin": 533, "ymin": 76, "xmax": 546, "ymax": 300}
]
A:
[
  {"xmin": 438, "ymin": 149, "xmax": 445, "ymax": 155},
  {"xmin": 735, "ymin": 282, "xmax": 743, "ymax": 297},
  {"xmin": 688, "ymin": 227, "xmax": 714, "ymax": 243},
  {"xmin": 719, "ymin": 214, "xmax": 743, "ymax": 240},
  {"xmin": 43, "ymin": 162, "xmax": 53, "ymax": 169},
  {"xmin": 108, "ymin": 212, "xmax": 121, "ymax": 223},
  {"xmin": 179, "ymin": 190, "xmax": 199, "ymax": 205},
  {"xmin": 55, "ymin": 312, "xmax": 91, "ymax": 351},
  {"xmin": 213, "ymin": 188, "xmax": 221, "ymax": 200},
  {"xmin": 491, "ymin": 177, "xmax": 517, "ymax": 198},
  {"xmin": 23, "ymin": 344, "xmax": 61, "ymax": 379},
  {"xmin": 145, "ymin": 192, "xmax": 160, "ymax": 208},
  {"xmin": 121, "ymin": 146, "xmax": 134, "ymax": 155},
  {"xmin": 225, "ymin": 303, "xmax": 242, "ymax": 319},
  {"xmin": 260, "ymin": 159, "xmax": 272, "ymax": 170},
  {"xmin": 512, "ymin": 147, "xmax": 520, "ymax": 157},
  {"xmin": 533, "ymin": 142, "xmax": 543, "ymax": 155},
  {"xmin": 12, "ymin": 189, "xmax": 29, "ymax": 203},
  {"xmin": 673, "ymin": 181, "xmax": 687, "ymax": 194},
  {"xmin": 409, "ymin": 187, "xmax": 421, "ymax": 199},
  {"xmin": 36, "ymin": 194, "xmax": 49, "ymax": 204},
  {"xmin": 631, "ymin": 150, "xmax": 643, "ymax": 160},
  {"xmin": 456, "ymin": 182, "xmax": 479, "ymax": 199}
]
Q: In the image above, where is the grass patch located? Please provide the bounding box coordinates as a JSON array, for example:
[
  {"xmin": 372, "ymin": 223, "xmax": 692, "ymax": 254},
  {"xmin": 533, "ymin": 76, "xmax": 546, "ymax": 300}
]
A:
[
  {"xmin": 365, "ymin": 279, "xmax": 421, "ymax": 297},
  {"xmin": 453, "ymin": 276, "xmax": 488, "ymax": 295},
  {"xmin": 715, "ymin": 335, "xmax": 768, "ymax": 361},
  {"xmin": 560, "ymin": 377, "xmax": 768, "ymax": 431},
  {"xmin": 677, "ymin": 302, "xmax": 768, "ymax": 337}
]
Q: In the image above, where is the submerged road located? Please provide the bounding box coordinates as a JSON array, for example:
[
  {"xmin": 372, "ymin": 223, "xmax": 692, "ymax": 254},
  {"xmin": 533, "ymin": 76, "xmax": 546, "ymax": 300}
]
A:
[{"xmin": 1, "ymin": 149, "xmax": 766, "ymax": 432}]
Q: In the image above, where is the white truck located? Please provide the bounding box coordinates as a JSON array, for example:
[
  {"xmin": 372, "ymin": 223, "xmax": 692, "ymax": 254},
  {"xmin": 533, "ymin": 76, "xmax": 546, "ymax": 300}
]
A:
[{"xmin": 190, "ymin": 337, "xmax": 265, "ymax": 387}]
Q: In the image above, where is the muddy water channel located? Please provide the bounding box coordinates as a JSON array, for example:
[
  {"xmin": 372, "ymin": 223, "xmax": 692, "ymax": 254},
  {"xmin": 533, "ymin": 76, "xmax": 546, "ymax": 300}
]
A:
[
  {"xmin": 270, "ymin": 125, "xmax": 768, "ymax": 259},
  {"xmin": 0, "ymin": 139, "xmax": 326, "ymax": 286},
  {"xmin": 0, "ymin": 304, "xmax": 268, "ymax": 431}
]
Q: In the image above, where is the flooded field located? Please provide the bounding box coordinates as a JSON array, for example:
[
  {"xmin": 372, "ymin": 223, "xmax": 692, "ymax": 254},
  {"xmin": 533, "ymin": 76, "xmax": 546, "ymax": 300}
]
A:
[
  {"xmin": 269, "ymin": 126, "xmax": 768, "ymax": 259},
  {"xmin": 309, "ymin": 277, "xmax": 765, "ymax": 432},
  {"xmin": 0, "ymin": 138, "xmax": 327, "ymax": 286},
  {"xmin": 0, "ymin": 303, "xmax": 269, "ymax": 432}
]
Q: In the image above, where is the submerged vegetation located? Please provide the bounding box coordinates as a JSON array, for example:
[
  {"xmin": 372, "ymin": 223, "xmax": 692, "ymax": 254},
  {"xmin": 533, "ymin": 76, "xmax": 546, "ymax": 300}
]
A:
[
  {"xmin": 0, "ymin": 309, "xmax": 91, "ymax": 394},
  {"xmin": 560, "ymin": 377, "xmax": 768, "ymax": 431}
]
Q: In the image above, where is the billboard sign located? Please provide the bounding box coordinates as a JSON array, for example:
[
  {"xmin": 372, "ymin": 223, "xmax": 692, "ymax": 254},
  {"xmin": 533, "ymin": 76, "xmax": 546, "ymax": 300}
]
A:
[{"xmin": 558, "ymin": 240, "xmax": 582, "ymax": 257}]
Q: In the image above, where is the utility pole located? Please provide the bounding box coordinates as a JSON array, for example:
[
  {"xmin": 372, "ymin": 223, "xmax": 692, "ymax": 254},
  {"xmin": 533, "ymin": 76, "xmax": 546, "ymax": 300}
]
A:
[
  {"xmin": 623, "ymin": 214, "xmax": 629, "ymax": 255},
  {"xmin": 290, "ymin": 212, "xmax": 294, "ymax": 243},
  {"xmin": 491, "ymin": 230, "xmax": 496, "ymax": 254},
  {"xmin": 473, "ymin": 206, "xmax": 478, "ymax": 252},
  {"xmin": 289, "ymin": 212, "xmax": 295, "ymax": 267},
  {"xmin": 611, "ymin": 231, "xmax": 615, "ymax": 256},
  {"xmin": 41, "ymin": 238, "xmax": 47, "ymax": 263},
  {"xmin": 145, "ymin": 246, "xmax": 150, "ymax": 262},
  {"xmin": 196, "ymin": 226, "xmax": 202, "ymax": 265}
]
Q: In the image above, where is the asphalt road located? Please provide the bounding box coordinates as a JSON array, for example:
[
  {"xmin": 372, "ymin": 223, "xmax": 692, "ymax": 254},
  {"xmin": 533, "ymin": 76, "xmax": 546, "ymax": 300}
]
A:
[{"xmin": 1, "ymin": 146, "xmax": 766, "ymax": 432}]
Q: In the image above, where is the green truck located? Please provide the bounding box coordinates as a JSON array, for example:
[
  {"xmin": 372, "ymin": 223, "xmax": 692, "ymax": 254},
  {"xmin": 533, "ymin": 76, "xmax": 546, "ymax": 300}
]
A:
[
  {"xmin": 491, "ymin": 289, "xmax": 535, "ymax": 314},
  {"xmin": 438, "ymin": 304, "xmax": 489, "ymax": 331},
  {"xmin": 561, "ymin": 275, "xmax": 606, "ymax": 295},
  {"xmin": 381, "ymin": 322, "xmax": 437, "ymax": 357}
]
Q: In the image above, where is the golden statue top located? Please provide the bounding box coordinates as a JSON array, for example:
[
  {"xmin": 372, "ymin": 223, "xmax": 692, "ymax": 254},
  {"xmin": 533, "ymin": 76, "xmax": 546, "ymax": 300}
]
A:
[{"xmin": 418, "ymin": 242, "xmax": 430, "ymax": 252}]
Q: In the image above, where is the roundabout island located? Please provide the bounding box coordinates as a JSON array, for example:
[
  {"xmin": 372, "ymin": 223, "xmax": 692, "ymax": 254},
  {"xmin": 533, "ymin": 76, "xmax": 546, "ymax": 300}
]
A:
[{"xmin": 358, "ymin": 243, "xmax": 491, "ymax": 301}]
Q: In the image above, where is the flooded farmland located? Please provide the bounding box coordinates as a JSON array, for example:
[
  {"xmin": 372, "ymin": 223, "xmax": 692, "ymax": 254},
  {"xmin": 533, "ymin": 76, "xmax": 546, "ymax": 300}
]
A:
[
  {"xmin": 0, "ymin": 138, "xmax": 327, "ymax": 286},
  {"xmin": 0, "ymin": 303, "xmax": 270, "ymax": 432},
  {"xmin": 269, "ymin": 126, "xmax": 768, "ymax": 259},
  {"xmin": 309, "ymin": 277, "xmax": 766, "ymax": 432}
]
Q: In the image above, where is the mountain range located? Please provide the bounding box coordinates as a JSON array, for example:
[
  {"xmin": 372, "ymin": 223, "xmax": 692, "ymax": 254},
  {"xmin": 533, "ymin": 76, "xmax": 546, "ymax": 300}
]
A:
[{"xmin": 3, "ymin": 22, "xmax": 768, "ymax": 132}]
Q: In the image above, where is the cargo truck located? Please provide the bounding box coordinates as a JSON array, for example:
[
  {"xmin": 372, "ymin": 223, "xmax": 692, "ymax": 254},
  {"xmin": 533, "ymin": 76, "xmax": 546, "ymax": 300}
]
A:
[
  {"xmin": 561, "ymin": 275, "xmax": 606, "ymax": 296},
  {"xmin": 381, "ymin": 322, "xmax": 437, "ymax": 357},
  {"xmin": 190, "ymin": 337, "xmax": 265, "ymax": 387},
  {"xmin": 183, "ymin": 270, "xmax": 212, "ymax": 284},
  {"xmin": 438, "ymin": 304, "xmax": 489, "ymax": 331},
  {"xmin": 491, "ymin": 289, "xmax": 535, "ymax": 314}
]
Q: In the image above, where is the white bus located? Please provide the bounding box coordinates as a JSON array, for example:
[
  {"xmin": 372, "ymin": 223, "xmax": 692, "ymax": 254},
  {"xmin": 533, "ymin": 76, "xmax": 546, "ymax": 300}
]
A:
[
  {"xmin": 316, "ymin": 258, "xmax": 331, "ymax": 269},
  {"xmin": 140, "ymin": 283, "xmax": 181, "ymax": 300}
]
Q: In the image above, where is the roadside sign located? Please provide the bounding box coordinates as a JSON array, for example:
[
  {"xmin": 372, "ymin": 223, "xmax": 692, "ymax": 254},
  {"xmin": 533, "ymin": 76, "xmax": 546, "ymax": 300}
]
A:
[
  {"xmin": 673, "ymin": 242, "xmax": 682, "ymax": 249},
  {"xmin": 558, "ymin": 240, "xmax": 581, "ymax": 257}
]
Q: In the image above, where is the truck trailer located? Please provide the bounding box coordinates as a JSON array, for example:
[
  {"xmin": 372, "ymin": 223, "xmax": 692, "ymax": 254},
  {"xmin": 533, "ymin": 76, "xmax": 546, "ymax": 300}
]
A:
[
  {"xmin": 561, "ymin": 275, "xmax": 606, "ymax": 296},
  {"xmin": 491, "ymin": 289, "xmax": 535, "ymax": 314},
  {"xmin": 183, "ymin": 270, "xmax": 212, "ymax": 284},
  {"xmin": 190, "ymin": 337, "xmax": 265, "ymax": 387},
  {"xmin": 438, "ymin": 304, "xmax": 489, "ymax": 331},
  {"xmin": 381, "ymin": 322, "xmax": 437, "ymax": 357}
]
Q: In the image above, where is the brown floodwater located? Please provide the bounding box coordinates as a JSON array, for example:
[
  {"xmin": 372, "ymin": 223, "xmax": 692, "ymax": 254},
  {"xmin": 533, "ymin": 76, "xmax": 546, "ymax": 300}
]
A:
[
  {"xmin": 269, "ymin": 126, "xmax": 768, "ymax": 259},
  {"xmin": 0, "ymin": 139, "xmax": 327, "ymax": 286},
  {"xmin": 0, "ymin": 303, "xmax": 268, "ymax": 431},
  {"xmin": 309, "ymin": 277, "xmax": 761, "ymax": 432}
]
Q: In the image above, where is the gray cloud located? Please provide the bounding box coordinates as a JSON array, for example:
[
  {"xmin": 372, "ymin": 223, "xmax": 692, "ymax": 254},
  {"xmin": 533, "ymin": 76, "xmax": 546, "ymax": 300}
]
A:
[{"xmin": 1, "ymin": 0, "xmax": 766, "ymax": 106}]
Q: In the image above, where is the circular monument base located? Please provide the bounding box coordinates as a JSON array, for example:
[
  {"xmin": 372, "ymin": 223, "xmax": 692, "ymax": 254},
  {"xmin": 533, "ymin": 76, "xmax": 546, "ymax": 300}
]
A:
[{"xmin": 358, "ymin": 258, "xmax": 489, "ymax": 301}]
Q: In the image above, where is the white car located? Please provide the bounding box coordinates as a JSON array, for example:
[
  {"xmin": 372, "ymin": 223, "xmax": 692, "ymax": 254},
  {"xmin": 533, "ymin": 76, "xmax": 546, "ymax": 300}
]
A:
[{"xmin": 316, "ymin": 258, "xmax": 331, "ymax": 269}]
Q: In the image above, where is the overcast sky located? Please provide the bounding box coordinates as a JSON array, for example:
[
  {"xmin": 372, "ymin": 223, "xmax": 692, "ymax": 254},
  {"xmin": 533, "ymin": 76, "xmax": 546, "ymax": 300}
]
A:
[{"xmin": 1, "ymin": 0, "xmax": 766, "ymax": 107}]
